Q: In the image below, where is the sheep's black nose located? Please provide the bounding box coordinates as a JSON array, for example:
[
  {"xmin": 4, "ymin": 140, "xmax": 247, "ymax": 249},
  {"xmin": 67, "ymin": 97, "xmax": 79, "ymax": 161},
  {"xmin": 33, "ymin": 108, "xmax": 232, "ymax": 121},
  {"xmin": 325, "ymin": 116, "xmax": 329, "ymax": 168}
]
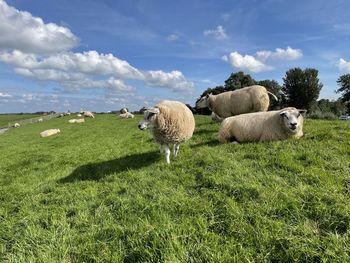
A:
[{"xmin": 138, "ymin": 124, "xmax": 141, "ymax": 129}]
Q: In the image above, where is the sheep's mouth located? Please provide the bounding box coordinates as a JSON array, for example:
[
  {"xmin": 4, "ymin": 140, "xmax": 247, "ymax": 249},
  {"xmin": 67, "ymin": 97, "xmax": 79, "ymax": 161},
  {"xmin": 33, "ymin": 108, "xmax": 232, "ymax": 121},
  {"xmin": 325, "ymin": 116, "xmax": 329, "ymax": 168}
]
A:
[{"xmin": 289, "ymin": 126, "xmax": 297, "ymax": 131}]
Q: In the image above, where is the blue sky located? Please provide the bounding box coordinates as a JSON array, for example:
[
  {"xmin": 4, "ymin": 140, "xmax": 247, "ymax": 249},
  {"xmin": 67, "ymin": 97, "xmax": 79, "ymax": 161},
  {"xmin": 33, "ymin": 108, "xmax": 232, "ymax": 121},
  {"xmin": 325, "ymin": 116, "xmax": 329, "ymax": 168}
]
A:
[{"xmin": 1, "ymin": 0, "xmax": 350, "ymax": 113}]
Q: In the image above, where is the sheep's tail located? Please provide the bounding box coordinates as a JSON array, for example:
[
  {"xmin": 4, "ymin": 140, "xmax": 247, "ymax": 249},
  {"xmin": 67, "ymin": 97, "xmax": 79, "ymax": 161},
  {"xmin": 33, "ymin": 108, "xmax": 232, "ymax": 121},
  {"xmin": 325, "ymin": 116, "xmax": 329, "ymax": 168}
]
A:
[
  {"xmin": 218, "ymin": 119, "xmax": 232, "ymax": 143},
  {"xmin": 267, "ymin": 91, "xmax": 278, "ymax": 101}
]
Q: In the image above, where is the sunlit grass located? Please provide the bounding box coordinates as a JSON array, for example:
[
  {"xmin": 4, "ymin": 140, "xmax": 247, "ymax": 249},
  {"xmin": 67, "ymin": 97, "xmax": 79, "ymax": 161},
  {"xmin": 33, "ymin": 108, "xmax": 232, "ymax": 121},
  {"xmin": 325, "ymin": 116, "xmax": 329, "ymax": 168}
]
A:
[{"xmin": 0, "ymin": 114, "xmax": 349, "ymax": 262}]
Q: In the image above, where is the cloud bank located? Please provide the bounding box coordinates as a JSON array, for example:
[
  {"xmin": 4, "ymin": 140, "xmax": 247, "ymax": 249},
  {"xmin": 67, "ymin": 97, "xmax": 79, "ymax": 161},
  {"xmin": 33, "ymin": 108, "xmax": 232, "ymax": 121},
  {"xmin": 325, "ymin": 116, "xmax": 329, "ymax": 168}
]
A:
[
  {"xmin": 0, "ymin": 0, "xmax": 195, "ymax": 96},
  {"xmin": 223, "ymin": 47, "xmax": 303, "ymax": 73}
]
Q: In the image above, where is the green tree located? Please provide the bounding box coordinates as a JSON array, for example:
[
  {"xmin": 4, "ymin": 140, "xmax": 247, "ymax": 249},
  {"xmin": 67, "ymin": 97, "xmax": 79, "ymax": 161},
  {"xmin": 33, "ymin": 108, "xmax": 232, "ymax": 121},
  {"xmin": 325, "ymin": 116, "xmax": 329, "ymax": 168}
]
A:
[
  {"xmin": 282, "ymin": 68, "xmax": 323, "ymax": 110},
  {"xmin": 257, "ymin": 79, "xmax": 282, "ymax": 110},
  {"xmin": 224, "ymin": 71, "xmax": 256, "ymax": 91},
  {"xmin": 336, "ymin": 74, "xmax": 350, "ymax": 113}
]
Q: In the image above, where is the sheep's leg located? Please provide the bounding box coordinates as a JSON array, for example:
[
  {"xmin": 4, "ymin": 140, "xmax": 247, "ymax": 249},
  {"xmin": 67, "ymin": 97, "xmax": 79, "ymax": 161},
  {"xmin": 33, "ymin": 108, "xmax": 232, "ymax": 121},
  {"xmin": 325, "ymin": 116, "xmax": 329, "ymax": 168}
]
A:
[
  {"xmin": 164, "ymin": 145, "xmax": 171, "ymax": 164},
  {"xmin": 173, "ymin": 144, "xmax": 180, "ymax": 158},
  {"xmin": 160, "ymin": 144, "xmax": 164, "ymax": 153}
]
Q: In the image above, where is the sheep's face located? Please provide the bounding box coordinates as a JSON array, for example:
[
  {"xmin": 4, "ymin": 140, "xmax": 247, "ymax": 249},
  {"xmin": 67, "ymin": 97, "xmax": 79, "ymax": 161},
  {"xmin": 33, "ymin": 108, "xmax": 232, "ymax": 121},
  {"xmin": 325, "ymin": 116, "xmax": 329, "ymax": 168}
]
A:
[
  {"xmin": 280, "ymin": 109, "xmax": 306, "ymax": 133},
  {"xmin": 196, "ymin": 94, "xmax": 210, "ymax": 109},
  {"xmin": 138, "ymin": 107, "xmax": 160, "ymax": 130}
]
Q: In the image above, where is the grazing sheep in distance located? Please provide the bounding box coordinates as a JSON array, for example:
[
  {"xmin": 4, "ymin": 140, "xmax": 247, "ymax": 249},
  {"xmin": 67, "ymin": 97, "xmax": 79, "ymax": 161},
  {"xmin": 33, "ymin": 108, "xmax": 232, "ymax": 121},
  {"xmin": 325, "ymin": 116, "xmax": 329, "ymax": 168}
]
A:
[
  {"xmin": 77, "ymin": 113, "xmax": 82, "ymax": 117},
  {"xmin": 138, "ymin": 100, "xmax": 195, "ymax": 164},
  {"xmin": 218, "ymin": 107, "xmax": 306, "ymax": 143},
  {"xmin": 196, "ymin": 85, "xmax": 278, "ymax": 121},
  {"xmin": 119, "ymin": 112, "xmax": 134, "ymax": 119},
  {"xmin": 38, "ymin": 118, "xmax": 43, "ymax": 122},
  {"xmin": 14, "ymin": 123, "xmax": 20, "ymax": 128},
  {"xmin": 40, "ymin": 129, "xmax": 60, "ymax": 137},
  {"xmin": 82, "ymin": 111, "xmax": 95, "ymax": 118}
]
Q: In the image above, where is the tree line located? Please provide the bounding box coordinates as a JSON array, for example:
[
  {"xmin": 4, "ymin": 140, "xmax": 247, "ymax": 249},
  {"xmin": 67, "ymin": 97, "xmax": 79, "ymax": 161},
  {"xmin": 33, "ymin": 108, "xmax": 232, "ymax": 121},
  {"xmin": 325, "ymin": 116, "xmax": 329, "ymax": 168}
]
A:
[{"xmin": 195, "ymin": 69, "xmax": 350, "ymax": 118}]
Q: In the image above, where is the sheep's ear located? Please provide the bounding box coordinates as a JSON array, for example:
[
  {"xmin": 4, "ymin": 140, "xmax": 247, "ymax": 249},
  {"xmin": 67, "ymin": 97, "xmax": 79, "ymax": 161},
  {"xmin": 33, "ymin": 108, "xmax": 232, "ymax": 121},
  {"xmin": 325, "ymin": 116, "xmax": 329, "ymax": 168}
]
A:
[
  {"xmin": 279, "ymin": 111, "xmax": 287, "ymax": 117},
  {"xmin": 147, "ymin": 107, "xmax": 160, "ymax": 114},
  {"xmin": 298, "ymin": 109, "xmax": 307, "ymax": 115}
]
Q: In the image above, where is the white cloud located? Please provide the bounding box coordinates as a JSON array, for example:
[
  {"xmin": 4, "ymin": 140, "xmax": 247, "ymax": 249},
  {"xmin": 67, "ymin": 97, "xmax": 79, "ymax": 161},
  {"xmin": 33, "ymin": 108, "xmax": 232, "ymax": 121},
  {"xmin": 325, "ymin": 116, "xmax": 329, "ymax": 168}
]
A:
[
  {"xmin": 0, "ymin": 50, "xmax": 194, "ymax": 93},
  {"xmin": 143, "ymin": 70, "xmax": 195, "ymax": 93},
  {"xmin": 63, "ymin": 77, "xmax": 135, "ymax": 92},
  {"xmin": 337, "ymin": 58, "xmax": 350, "ymax": 72},
  {"xmin": 222, "ymin": 52, "xmax": 272, "ymax": 73},
  {"xmin": 256, "ymin": 46, "xmax": 303, "ymax": 61},
  {"xmin": 203, "ymin": 25, "xmax": 228, "ymax": 40},
  {"xmin": 167, "ymin": 34, "xmax": 178, "ymax": 41},
  {"xmin": 0, "ymin": 0, "xmax": 78, "ymax": 54},
  {"xmin": 0, "ymin": 92, "xmax": 12, "ymax": 98},
  {"xmin": 0, "ymin": 1, "xmax": 195, "ymax": 96},
  {"xmin": 0, "ymin": 50, "xmax": 143, "ymax": 80}
]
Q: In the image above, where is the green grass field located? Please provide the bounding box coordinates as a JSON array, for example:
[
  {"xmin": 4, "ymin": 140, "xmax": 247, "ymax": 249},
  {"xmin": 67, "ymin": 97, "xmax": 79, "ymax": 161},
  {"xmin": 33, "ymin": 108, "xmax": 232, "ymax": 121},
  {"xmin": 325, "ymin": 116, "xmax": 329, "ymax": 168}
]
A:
[
  {"xmin": 0, "ymin": 114, "xmax": 349, "ymax": 262},
  {"xmin": 0, "ymin": 114, "xmax": 42, "ymax": 128}
]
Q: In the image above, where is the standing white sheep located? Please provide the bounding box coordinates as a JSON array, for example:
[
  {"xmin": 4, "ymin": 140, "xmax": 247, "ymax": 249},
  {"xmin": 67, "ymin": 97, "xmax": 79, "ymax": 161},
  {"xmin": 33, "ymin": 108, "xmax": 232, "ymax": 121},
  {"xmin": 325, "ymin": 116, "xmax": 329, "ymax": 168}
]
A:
[
  {"xmin": 38, "ymin": 118, "xmax": 43, "ymax": 122},
  {"xmin": 138, "ymin": 100, "xmax": 195, "ymax": 164},
  {"xmin": 13, "ymin": 123, "xmax": 20, "ymax": 128},
  {"xmin": 218, "ymin": 107, "xmax": 306, "ymax": 143},
  {"xmin": 196, "ymin": 85, "xmax": 278, "ymax": 121}
]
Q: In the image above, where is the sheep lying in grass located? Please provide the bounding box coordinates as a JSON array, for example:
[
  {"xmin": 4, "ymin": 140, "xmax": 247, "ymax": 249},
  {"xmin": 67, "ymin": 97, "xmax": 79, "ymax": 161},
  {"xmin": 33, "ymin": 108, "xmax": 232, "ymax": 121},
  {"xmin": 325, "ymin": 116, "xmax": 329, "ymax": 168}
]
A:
[
  {"xmin": 83, "ymin": 111, "xmax": 94, "ymax": 118},
  {"xmin": 218, "ymin": 107, "xmax": 306, "ymax": 143},
  {"xmin": 40, "ymin": 129, "xmax": 60, "ymax": 138},
  {"xmin": 119, "ymin": 112, "xmax": 134, "ymax": 119},
  {"xmin": 120, "ymin": 108, "xmax": 128, "ymax": 114},
  {"xmin": 77, "ymin": 113, "xmax": 82, "ymax": 117},
  {"xmin": 138, "ymin": 100, "xmax": 195, "ymax": 164},
  {"xmin": 68, "ymin": 119, "xmax": 85, "ymax": 123},
  {"xmin": 13, "ymin": 123, "xmax": 20, "ymax": 128},
  {"xmin": 196, "ymin": 85, "xmax": 278, "ymax": 121}
]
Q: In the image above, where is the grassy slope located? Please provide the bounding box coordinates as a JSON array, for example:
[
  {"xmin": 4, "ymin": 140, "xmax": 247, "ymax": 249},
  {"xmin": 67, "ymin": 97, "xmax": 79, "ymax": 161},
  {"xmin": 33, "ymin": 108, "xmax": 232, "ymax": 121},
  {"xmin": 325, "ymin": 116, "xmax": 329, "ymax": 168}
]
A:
[
  {"xmin": 0, "ymin": 114, "xmax": 42, "ymax": 128},
  {"xmin": 0, "ymin": 115, "xmax": 349, "ymax": 262}
]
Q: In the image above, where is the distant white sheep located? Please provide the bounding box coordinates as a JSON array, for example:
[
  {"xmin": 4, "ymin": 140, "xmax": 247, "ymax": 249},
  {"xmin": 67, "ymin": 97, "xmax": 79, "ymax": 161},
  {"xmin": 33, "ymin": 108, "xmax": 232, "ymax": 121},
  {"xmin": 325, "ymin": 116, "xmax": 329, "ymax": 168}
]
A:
[
  {"xmin": 120, "ymin": 108, "xmax": 128, "ymax": 114},
  {"xmin": 68, "ymin": 118, "xmax": 85, "ymax": 123},
  {"xmin": 77, "ymin": 114, "xmax": 82, "ymax": 117},
  {"xmin": 38, "ymin": 118, "xmax": 43, "ymax": 122},
  {"xmin": 119, "ymin": 112, "xmax": 134, "ymax": 119},
  {"xmin": 218, "ymin": 107, "xmax": 306, "ymax": 143},
  {"xmin": 196, "ymin": 85, "xmax": 278, "ymax": 121},
  {"xmin": 14, "ymin": 123, "xmax": 20, "ymax": 128},
  {"xmin": 138, "ymin": 100, "xmax": 195, "ymax": 164},
  {"xmin": 40, "ymin": 129, "xmax": 60, "ymax": 138},
  {"xmin": 83, "ymin": 111, "xmax": 95, "ymax": 118}
]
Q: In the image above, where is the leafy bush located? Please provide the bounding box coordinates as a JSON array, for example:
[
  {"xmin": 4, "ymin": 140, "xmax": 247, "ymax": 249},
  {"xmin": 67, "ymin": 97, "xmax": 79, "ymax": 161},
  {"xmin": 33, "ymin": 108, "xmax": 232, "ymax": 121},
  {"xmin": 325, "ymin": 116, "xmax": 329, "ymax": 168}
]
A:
[{"xmin": 308, "ymin": 110, "xmax": 337, "ymax": 120}]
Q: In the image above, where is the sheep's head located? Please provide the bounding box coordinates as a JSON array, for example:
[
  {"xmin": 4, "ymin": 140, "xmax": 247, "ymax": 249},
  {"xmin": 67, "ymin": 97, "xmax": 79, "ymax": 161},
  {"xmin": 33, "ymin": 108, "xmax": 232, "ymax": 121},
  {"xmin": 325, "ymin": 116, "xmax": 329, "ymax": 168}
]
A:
[
  {"xmin": 138, "ymin": 107, "xmax": 160, "ymax": 130},
  {"xmin": 196, "ymin": 93, "xmax": 211, "ymax": 109},
  {"xmin": 280, "ymin": 108, "xmax": 307, "ymax": 133}
]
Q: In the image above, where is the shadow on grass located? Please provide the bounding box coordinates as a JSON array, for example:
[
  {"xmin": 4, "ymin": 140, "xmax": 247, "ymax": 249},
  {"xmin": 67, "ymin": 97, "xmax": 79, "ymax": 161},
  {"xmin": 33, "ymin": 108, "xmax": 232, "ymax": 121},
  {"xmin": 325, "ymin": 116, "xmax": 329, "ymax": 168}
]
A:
[
  {"xmin": 191, "ymin": 139, "xmax": 221, "ymax": 148},
  {"xmin": 59, "ymin": 151, "xmax": 159, "ymax": 183}
]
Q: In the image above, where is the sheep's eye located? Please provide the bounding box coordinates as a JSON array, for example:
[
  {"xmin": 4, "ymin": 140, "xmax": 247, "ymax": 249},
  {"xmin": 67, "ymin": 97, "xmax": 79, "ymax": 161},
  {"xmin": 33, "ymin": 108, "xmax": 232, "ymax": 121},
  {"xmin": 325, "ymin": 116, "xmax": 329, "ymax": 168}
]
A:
[
  {"xmin": 148, "ymin": 113, "xmax": 155, "ymax": 119},
  {"xmin": 297, "ymin": 113, "xmax": 301, "ymax": 118}
]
